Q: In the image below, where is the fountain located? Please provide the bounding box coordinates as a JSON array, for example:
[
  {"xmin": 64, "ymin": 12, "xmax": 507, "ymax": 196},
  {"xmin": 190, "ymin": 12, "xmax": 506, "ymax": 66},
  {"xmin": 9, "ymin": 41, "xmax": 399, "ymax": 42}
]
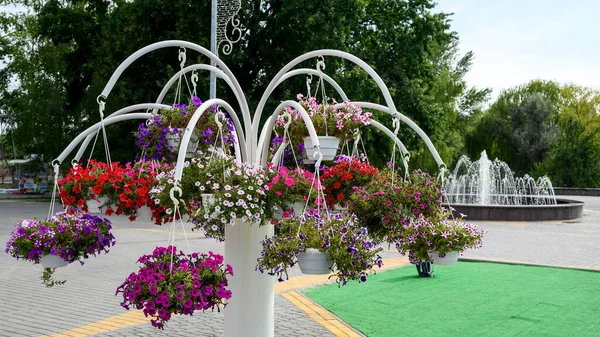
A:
[{"xmin": 443, "ymin": 151, "xmax": 583, "ymax": 221}]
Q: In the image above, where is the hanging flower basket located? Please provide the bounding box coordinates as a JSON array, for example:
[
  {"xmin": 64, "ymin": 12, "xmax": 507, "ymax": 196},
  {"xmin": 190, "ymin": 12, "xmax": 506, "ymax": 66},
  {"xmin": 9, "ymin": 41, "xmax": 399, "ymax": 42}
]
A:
[
  {"xmin": 297, "ymin": 248, "xmax": 333, "ymax": 275},
  {"xmin": 273, "ymin": 96, "xmax": 372, "ymax": 165},
  {"xmin": 135, "ymin": 97, "xmax": 237, "ymax": 162},
  {"xmin": 257, "ymin": 212, "xmax": 383, "ymax": 285},
  {"xmin": 5, "ymin": 210, "xmax": 116, "ymax": 286},
  {"xmin": 116, "ymin": 246, "xmax": 233, "ymax": 330},
  {"xmin": 321, "ymin": 155, "xmax": 378, "ymax": 209},
  {"xmin": 303, "ymin": 136, "xmax": 339, "ymax": 162},
  {"xmin": 429, "ymin": 251, "xmax": 459, "ymax": 265},
  {"xmin": 268, "ymin": 167, "xmax": 314, "ymax": 219}
]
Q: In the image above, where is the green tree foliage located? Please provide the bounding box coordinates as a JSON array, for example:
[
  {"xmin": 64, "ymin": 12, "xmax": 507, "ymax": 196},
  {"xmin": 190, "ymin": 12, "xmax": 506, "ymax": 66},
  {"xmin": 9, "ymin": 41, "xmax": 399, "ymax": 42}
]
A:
[
  {"xmin": 467, "ymin": 80, "xmax": 600, "ymax": 187},
  {"xmin": 465, "ymin": 80, "xmax": 560, "ymax": 175},
  {"xmin": 536, "ymin": 115, "xmax": 600, "ymax": 187},
  {"xmin": 1, "ymin": 0, "xmax": 487, "ymax": 172},
  {"xmin": 535, "ymin": 85, "xmax": 600, "ymax": 187}
]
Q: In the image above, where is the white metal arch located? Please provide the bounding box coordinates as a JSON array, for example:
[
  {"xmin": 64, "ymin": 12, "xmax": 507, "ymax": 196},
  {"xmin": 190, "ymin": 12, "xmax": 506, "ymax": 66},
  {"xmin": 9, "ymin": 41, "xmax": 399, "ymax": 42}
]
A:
[
  {"xmin": 53, "ymin": 113, "xmax": 154, "ymax": 165},
  {"xmin": 276, "ymin": 68, "xmax": 349, "ymax": 101},
  {"xmin": 73, "ymin": 103, "xmax": 171, "ymax": 164},
  {"xmin": 98, "ymin": 40, "xmax": 252, "ymax": 157},
  {"xmin": 154, "ymin": 64, "xmax": 244, "ymax": 115},
  {"xmin": 173, "ymin": 99, "xmax": 255, "ymax": 181},
  {"xmin": 335, "ymin": 101, "xmax": 444, "ymax": 167},
  {"xmin": 258, "ymin": 101, "xmax": 323, "ymax": 167},
  {"xmin": 252, "ymin": 49, "xmax": 444, "ymax": 168}
]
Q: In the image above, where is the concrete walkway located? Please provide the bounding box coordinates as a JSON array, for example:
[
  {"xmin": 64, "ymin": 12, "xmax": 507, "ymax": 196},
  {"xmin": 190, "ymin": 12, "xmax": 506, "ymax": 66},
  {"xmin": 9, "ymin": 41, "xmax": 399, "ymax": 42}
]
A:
[{"xmin": 1, "ymin": 197, "xmax": 599, "ymax": 337}]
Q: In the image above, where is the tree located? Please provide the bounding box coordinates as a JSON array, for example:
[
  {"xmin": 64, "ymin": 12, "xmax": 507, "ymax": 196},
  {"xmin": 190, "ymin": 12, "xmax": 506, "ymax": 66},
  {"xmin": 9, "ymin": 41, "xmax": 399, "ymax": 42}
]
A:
[
  {"xmin": 536, "ymin": 115, "xmax": 600, "ymax": 187},
  {"xmin": 535, "ymin": 85, "xmax": 600, "ymax": 187},
  {"xmin": 1, "ymin": 0, "xmax": 484, "ymax": 173},
  {"xmin": 465, "ymin": 80, "xmax": 560, "ymax": 175}
]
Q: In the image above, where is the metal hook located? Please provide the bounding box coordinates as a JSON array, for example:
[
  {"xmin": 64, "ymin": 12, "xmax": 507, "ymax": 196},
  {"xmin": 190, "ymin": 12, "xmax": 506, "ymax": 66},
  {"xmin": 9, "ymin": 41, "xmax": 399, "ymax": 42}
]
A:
[
  {"xmin": 306, "ymin": 74, "xmax": 313, "ymax": 97},
  {"xmin": 169, "ymin": 185, "xmax": 183, "ymax": 205},
  {"xmin": 178, "ymin": 47, "xmax": 187, "ymax": 69},
  {"xmin": 316, "ymin": 55, "xmax": 326, "ymax": 73},
  {"xmin": 313, "ymin": 147, "xmax": 323, "ymax": 169},
  {"xmin": 215, "ymin": 111, "xmax": 226, "ymax": 128},
  {"xmin": 392, "ymin": 118, "xmax": 400, "ymax": 136},
  {"xmin": 53, "ymin": 163, "xmax": 60, "ymax": 181},
  {"xmin": 191, "ymin": 70, "xmax": 198, "ymax": 94},
  {"xmin": 282, "ymin": 111, "xmax": 292, "ymax": 129}
]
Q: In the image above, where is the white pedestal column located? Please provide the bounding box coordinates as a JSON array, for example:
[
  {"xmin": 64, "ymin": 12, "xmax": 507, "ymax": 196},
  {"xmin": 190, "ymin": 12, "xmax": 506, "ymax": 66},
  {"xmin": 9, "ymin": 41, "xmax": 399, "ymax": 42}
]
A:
[{"xmin": 224, "ymin": 218, "xmax": 274, "ymax": 337}]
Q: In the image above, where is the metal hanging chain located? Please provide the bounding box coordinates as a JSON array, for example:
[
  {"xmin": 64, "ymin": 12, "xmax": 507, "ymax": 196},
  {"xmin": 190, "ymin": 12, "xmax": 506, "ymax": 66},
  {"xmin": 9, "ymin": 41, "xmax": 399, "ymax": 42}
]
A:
[
  {"xmin": 191, "ymin": 70, "xmax": 199, "ymax": 98},
  {"xmin": 306, "ymin": 74, "xmax": 313, "ymax": 98},
  {"xmin": 174, "ymin": 47, "xmax": 187, "ymax": 106},
  {"xmin": 390, "ymin": 118, "xmax": 400, "ymax": 186},
  {"xmin": 210, "ymin": 110, "xmax": 229, "ymax": 183},
  {"xmin": 275, "ymin": 111, "xmax": 299, "ymax": 169},
  {"xmin": 85, "ymin": 128, "xmax": 101, "ymax": 168},
  {"xmin": 46, "ymin": 162, "xmax": 61, "ymax": 221},
  {"xmin": 167, "ymin": 185, "xmax": 192, "ymax": 275},
  {"xmin": 97, "ymin": 97, "xmax": 113, "ymax": 169},
  {"xmin": 297, "ymin": 149, "xmax": 328, "ymax": 237},
  {"xmin": 316, "ymin": 56, "xmax": 329, "ymax": 136}
]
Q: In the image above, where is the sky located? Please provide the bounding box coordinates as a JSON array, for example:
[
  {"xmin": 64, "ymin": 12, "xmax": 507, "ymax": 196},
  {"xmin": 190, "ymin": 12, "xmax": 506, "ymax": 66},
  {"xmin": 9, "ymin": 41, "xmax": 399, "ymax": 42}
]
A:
[{"xmin": 435, "ymin": 0, "xmax": 600, "ymax": 101}]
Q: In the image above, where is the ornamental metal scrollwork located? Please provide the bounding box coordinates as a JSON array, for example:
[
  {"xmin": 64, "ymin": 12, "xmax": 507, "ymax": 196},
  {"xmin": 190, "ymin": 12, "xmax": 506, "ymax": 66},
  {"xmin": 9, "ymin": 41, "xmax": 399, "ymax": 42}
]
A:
[{"xmin": 217, "ymin": 0, "xmax": 242, "ymax": 55}]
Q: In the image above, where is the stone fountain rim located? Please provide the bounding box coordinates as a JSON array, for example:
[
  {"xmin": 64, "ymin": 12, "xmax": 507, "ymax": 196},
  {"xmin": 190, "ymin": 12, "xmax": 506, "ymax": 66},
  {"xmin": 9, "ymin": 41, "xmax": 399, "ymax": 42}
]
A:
[
  {"xmin": 444, "ymin": 198, "xmax": 584, "ymax": 209},
  {"xmin": 444, "ymin": 198, "xmax": 584, "ymax": 221}
]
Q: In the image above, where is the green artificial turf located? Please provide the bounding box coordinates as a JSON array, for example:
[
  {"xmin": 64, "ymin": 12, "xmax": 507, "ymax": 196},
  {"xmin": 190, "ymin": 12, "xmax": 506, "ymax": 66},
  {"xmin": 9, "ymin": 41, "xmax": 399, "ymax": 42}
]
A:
[{"xmin": 303, "ymin": 261, "xmax": 600, "ymax": 337}]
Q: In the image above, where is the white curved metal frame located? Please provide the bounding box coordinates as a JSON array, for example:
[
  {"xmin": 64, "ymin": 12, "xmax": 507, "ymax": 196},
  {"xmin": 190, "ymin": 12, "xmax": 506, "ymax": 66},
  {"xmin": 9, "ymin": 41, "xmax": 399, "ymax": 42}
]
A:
[
  {"xmin": 98, "ymin": 40, "xmax": 252, "ymax": 158},
  {"xmin": 52, "ymin": 42, "xmax": 447, "ymax": 337},
  {"xmin": 54, "ymin": 113, "xmax": 154, "ymax": 166},
  {"xmin": 252, "ymin": 49, "xmax": 444, "ymax": 168},
  {"xmin": 73, "ymin": 103, "xmax": 171, "ymax": 164}
]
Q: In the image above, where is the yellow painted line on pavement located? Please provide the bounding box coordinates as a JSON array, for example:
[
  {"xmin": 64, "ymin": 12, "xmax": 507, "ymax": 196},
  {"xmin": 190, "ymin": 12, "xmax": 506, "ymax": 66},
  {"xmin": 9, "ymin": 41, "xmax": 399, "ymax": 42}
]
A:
[
  {"xmin": 281, "ymin": 291, "xmax": 361, "ymax": 337},
  {"xmin": 38, "ymin": 310, "xmax": 148, "ymax": 337},
  {"xmin": 274, "ymin": 257, "xmax": 408, "ymax": 293},
  {"xmin": 38, "ymin": 257, "xmax": 408, "ymax": 337}
]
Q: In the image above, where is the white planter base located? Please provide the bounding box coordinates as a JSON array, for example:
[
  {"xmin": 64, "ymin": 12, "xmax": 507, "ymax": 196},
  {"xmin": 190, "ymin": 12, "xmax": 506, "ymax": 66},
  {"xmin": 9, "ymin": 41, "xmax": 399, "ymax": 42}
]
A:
[{"xmin": 40, "ymin": 255, "xmax": 68, "ymax": 269}]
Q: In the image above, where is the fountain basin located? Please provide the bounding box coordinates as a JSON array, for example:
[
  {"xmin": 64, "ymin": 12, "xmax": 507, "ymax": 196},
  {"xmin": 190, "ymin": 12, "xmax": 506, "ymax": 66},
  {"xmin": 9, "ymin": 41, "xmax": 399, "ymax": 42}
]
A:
[{"xmin": 446, "ymin": 198, "xmax": 584, "ymax": 221}]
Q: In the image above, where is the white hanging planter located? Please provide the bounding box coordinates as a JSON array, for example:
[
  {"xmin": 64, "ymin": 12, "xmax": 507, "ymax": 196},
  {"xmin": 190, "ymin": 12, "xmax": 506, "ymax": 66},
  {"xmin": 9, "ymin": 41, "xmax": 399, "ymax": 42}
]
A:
[
  {"xmin": 201, "ymin": 193, "xmax": 218, "ymax": 219},
  {"xmin": 274, "ymin": 201, "xmax": 305, "ymax": 219},
  {"xmin": 136, "ymin": 205, "xmax": 153, "ymax": 222},
  {"xmin": 333, "ymin": 204, "xmax": 349, "ymax": 215},
  {"xmin": 297, "ymin": 248, "xmax": 333, "ymax": 275},
  {"xmin": 86, "ymin": 196, "xmax": 107, "ymax": 214},
  {"xmin": 429, "ymin": 251, "xmax": 459, "ymax": 265},
  {"xmin": 166, "ymin": 129, "xmax": 199, "ymax": 158},
  {"xmin": 40, "ymin": 255, "xmax": 68, "ymax": 269},
  {"xmin": 303, "ymin": 136, "xmax": 340, "ymax": 163}
]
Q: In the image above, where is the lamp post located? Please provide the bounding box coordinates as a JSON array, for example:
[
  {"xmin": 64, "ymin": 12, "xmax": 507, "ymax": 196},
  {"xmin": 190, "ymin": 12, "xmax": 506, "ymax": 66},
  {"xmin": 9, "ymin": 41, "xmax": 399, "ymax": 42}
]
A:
[{"xmin": 210, "ymin": 0, "xmax": 242, "ymax": 99}]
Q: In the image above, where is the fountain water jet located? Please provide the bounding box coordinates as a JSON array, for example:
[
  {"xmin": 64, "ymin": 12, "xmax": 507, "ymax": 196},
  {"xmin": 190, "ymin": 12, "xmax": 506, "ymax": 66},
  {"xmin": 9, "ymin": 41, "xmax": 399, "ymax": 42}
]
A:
[
  {"xmin": 444, "ymin": 151, "xmax": 557, "ymax": 206},
  {"xmin": 443, "ymin": 151, "xmax": 582, "ymax": 221}
]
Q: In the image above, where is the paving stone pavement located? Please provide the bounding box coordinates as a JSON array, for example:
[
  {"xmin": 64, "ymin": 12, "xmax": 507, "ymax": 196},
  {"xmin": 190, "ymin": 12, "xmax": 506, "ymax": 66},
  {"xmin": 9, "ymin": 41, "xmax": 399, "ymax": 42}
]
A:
[
  {"xmin": 1, "ymin": 197, "xmax": 600, "ymax": 337},
  {"xmin": 0, "ymin": 200, "xmax": 337, "ymax": 337}
]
